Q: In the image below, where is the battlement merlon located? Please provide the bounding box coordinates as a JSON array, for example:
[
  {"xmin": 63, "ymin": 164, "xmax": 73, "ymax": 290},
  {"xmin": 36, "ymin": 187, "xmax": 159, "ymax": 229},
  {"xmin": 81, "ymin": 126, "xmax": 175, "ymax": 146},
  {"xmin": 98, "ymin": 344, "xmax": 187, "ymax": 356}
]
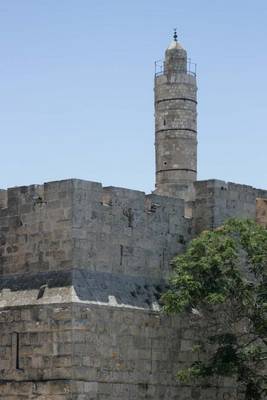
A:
[
  {"xmin": 194, "ymin": 179, "xmax": 267, "ymax": 233},
  {"xmin": 0, "ymin": 179, "xmax": 191, "ymax": 278}
]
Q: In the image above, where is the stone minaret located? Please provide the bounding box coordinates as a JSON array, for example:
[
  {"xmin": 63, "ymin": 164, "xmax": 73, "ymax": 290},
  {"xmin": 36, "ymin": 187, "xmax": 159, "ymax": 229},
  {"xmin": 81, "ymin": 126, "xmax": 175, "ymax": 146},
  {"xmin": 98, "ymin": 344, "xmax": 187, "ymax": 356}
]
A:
[{"xmin": 154, "ymin": 31, "xmax": 197, "ymax": 203}]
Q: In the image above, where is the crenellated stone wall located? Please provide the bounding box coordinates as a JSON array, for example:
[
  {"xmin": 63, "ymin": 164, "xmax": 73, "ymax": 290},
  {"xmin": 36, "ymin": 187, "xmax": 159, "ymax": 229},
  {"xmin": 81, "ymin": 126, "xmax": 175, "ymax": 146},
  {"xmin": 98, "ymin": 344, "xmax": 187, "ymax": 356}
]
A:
[
  {"xmin": 0, "ymin": 179, "xmax": 190, "ymax": 279},
  {"xmin": 0, "ymin": 179, "xmax": 194, "ymax": 399},
  {"xmin": 72, "ymin": 181, "xmax": 190, "ymax": 278},
  {"xmin": 0, "ymin": 177, "xmax": 266, "ymax": 399}
]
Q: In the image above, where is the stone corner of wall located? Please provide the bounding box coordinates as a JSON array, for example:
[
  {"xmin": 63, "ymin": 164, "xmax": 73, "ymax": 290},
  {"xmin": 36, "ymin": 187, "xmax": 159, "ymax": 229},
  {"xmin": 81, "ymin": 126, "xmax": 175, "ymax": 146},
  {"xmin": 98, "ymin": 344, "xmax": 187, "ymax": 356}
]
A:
[{"xmin": 0, "ymin": 189, "xmax": 8, "ymax": 209}]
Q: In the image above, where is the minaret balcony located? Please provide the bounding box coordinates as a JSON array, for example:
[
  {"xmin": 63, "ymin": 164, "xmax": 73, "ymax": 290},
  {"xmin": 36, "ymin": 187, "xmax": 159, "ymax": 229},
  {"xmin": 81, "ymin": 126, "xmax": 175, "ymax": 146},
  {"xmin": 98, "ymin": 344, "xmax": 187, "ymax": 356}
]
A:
[{"xmin": 154, "ymin": 59, "xmax": 197, "ymax": 77}]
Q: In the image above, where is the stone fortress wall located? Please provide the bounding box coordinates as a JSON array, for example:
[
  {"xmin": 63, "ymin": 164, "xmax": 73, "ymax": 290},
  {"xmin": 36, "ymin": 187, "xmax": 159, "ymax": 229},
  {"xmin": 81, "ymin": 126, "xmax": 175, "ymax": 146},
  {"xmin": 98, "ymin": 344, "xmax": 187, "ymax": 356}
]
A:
[
  {"xmin": 0, "ymin": 178, "xmax": 266, "ymax": 399},
  {"xmin": 1, "ymin": 178, "xmax": 266, "ymax": 279},
  {"xmin": 0, "ymin": 302, "xmax": 222, "ymax": 400},
  {"xmin": 0, "ymin": 179, "xmax": 190, "ymax": 278},
  {"xmin": 0, "ymin": 179, "xmax": 194, "ymax": 400}
]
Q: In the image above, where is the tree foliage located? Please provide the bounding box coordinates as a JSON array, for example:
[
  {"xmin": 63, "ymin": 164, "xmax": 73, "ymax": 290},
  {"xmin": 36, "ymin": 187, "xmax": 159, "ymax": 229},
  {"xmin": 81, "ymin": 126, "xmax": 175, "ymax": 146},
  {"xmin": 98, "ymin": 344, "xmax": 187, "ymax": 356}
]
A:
[{"xmin": 162, "ymin": 219, "xmax": 267, "ymax": 399}]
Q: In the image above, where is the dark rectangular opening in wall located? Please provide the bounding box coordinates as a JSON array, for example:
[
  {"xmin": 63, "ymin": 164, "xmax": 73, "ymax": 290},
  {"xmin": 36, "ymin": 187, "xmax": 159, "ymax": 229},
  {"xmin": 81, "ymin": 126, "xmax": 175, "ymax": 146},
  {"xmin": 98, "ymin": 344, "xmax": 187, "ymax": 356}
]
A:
[
  {"xmin": 120, "ymin": 245, "xmax": 124, "ymax": 266},
  {"xmin": 16, "ymin": 333, "xmax": 20, "ymax": 369},
  {"xmin": 12, "ymin": 332, "xmax": 21, "ymax": 370}
]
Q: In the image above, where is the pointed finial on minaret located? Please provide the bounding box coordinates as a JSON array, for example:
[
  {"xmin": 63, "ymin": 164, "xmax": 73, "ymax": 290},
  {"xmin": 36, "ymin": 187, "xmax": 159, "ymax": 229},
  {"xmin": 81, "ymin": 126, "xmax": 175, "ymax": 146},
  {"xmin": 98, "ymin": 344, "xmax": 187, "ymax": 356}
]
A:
[{"xmin": 173, "ymin": 28, "xmax": 178, "ymax": 42}]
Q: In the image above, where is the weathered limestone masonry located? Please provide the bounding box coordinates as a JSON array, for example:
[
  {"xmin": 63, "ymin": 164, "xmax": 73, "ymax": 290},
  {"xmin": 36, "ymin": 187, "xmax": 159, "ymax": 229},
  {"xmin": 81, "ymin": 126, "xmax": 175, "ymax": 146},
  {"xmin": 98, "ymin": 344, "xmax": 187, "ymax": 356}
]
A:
[
  {"xmin": 194, "ymin": 180, "xmax": 267, "ymax": 234},
  {"xmin": 0, "ymin": 179, "xmax": 189, "ymax": 278},
  {"xmin": 0, "ymin": 178, "xmax": 265, "ymax": 399},
  {"xmin": 0, "ymin": 179, "xmax": 199, "ymax": 399},
  {"xmin": 1, "ymin": 36, "xmax": 267, "ymax": 400}
]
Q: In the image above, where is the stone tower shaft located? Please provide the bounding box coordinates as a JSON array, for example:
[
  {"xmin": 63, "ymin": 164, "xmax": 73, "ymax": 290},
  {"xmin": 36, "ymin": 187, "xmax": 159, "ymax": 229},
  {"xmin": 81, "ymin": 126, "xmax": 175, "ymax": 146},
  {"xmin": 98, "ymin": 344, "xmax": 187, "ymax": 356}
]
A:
[{"xmin": 154, "ymin": 38, "xmax": 197, "ymax": 201}]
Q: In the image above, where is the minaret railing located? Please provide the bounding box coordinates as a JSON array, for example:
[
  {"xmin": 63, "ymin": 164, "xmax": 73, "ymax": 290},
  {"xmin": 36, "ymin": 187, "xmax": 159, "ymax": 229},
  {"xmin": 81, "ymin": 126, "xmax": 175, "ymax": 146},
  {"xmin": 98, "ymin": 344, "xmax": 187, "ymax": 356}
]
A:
[{"xmin": 154, "ymin": 59, "xmax": 197, "ymax": 77}]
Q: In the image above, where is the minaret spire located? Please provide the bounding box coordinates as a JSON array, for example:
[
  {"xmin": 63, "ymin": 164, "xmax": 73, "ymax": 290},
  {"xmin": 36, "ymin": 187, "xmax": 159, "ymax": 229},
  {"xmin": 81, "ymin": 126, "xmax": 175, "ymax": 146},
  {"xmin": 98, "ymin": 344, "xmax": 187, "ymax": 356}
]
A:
[{"xmin": 173, "ymin": 28, "xmax": 178, "ymax": 42}]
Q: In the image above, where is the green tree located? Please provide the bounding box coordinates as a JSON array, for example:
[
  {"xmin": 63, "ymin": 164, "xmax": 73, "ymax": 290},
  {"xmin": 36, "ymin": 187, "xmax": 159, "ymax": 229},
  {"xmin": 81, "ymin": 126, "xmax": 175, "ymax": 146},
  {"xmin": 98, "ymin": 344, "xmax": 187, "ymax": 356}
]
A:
[{"xmin": 162, "ymin": 219, "xmax": 267, "ymax": 399}]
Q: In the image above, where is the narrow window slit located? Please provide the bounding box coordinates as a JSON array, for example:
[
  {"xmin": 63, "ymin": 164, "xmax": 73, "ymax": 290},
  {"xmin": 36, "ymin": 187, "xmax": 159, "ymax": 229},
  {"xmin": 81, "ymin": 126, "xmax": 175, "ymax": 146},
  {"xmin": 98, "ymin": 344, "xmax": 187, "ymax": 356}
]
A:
[
  {"xmin": 120, "ymin": 245, "xmax": 124, "ymax": 266},
  {"xmin": 12, "ymin": 332, "xmax": 21, "ymax": 370},
  {"xmin": 16, "ymin": 333, "xmax": 20, "ymax": 370}
]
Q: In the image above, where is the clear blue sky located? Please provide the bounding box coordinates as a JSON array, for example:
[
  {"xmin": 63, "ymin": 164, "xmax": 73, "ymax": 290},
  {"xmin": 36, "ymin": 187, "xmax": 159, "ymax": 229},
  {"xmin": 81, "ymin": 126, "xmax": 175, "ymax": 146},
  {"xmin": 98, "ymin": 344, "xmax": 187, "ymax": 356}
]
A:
[{"xmin": 1, "ymin": 0, "xmax": 267, "ymax": 192}]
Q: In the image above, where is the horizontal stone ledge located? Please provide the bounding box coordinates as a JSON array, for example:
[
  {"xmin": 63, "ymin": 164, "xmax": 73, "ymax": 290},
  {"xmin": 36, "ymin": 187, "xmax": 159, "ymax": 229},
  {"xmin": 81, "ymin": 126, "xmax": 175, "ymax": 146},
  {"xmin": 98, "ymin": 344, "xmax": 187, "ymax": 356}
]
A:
[
  {"xmin": 157, "ymin": 168, "xmax": 197, "ymax": 174},
  {"xmin": 155, "ymin": 97, "xmax": 197, "ymax": 105},
  {"xmin": 0, "ymin": 269, "xmax": 167, "ymax": 310},
  {"xmin": 155, "ymin": 128, "xmax": 197, "ymax": 134}
]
